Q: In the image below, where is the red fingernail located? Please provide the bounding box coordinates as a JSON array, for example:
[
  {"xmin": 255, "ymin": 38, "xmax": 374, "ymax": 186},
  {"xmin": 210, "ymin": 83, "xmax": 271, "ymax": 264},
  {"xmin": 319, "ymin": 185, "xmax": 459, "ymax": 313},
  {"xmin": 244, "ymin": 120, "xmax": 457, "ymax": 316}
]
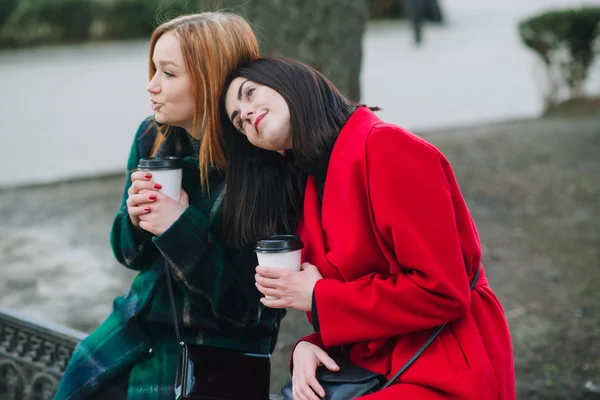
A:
[
  {"xmin": 144, "ymin": 207, "xmax": 151, "ymax": 212},
  {"xmin": 144, "ymin": 173, "xmax": 152, "ymax": 179},
  {"xmin": 154, "ymin": 184, "xmax": 162, "ymax": 189},
  {"xmin": 149, "ymin": 195, "xmax": 157, "ymax": 200}
]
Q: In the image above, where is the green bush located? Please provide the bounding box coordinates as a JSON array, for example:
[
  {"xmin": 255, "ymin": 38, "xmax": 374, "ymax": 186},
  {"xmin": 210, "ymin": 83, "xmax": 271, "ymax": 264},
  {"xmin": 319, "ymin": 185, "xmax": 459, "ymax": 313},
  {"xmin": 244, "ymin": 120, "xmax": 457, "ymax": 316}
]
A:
[
  {"xmin": 0, "ymin": 0, "xmax": 18, "ymax": 29},
  {"xmin": 518, "ymin": 7, "xmax": 600, "ymax": 111},
  {"xmin": 98, "ymin": 0, "xmax": 162, "ymax": 40},
  {"xmin": 0, "ymin": 0, "xmax": 197, "ymax": 48},
  {"xmin": 99, "ymin": 0, "xmax": 196, "ymax": 40},
  {"xmin": 1, "ymin": 0, "xmax": 96, "ymax": 47},
  {"xmin": 0, "ymin": 0, "xmax": 444, "ymax": 49}
]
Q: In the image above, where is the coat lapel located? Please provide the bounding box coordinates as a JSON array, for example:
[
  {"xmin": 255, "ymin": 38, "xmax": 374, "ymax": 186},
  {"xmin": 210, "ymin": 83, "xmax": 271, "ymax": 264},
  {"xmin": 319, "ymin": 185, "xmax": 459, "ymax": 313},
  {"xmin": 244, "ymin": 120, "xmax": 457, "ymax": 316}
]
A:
[{"xmin": 298, "ymin": 108, "xmax": 390, "ymax": 282}]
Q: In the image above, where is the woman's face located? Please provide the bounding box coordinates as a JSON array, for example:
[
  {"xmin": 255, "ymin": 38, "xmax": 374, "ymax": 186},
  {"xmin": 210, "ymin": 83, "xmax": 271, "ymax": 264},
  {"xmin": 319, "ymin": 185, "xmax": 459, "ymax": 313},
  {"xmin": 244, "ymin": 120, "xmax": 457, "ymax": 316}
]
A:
[
  {"xmin": 225, "ymin": 77, "xmax": 292, "ymax": 152},
  {"xmin": 147, "ymin": 32, "xmax": 195, "ymax": 133}
]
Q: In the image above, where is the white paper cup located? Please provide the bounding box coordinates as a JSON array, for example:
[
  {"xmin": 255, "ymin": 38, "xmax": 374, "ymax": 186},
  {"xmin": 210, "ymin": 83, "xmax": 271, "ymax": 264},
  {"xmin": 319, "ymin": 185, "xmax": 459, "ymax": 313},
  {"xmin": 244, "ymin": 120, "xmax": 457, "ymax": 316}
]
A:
[
  {"xmin": 138, "ymin": 157, "xmax": 183, "ymax": 201},
  {"xmin": 255, "ymin": 235, "xmax": 304, "ymax": 301}
]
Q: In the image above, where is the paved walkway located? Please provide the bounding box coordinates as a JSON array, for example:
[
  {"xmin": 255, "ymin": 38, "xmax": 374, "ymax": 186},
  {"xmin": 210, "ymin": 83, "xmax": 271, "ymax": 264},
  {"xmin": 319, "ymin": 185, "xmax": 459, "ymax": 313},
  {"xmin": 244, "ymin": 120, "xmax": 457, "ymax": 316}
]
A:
[{"xmin": 0, "ymin": 0, "xmax": 598, "ymax": 187}]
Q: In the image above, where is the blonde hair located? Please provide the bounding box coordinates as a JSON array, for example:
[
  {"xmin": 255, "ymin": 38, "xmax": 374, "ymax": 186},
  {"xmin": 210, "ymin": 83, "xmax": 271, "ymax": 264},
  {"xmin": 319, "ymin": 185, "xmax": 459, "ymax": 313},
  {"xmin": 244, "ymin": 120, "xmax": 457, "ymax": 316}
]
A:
[{"xmin": 148, "ymin": 12, "xmax": 259, "ymax": 187}]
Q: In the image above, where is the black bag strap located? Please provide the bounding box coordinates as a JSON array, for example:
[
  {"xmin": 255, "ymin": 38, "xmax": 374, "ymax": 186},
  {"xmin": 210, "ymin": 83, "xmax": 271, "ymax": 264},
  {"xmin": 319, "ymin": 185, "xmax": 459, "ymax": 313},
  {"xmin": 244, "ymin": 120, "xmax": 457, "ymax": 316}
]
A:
[
  {"xmin": 165, "ymin": 259, "xmax": 183, "ymax": 344},
  {"xmin": 380, "ymin": 264, "xmax": 482, "ymax": 389},
  {"xmin": 164, "ymin": 182, "xmax": 226, "ymax": 345}
]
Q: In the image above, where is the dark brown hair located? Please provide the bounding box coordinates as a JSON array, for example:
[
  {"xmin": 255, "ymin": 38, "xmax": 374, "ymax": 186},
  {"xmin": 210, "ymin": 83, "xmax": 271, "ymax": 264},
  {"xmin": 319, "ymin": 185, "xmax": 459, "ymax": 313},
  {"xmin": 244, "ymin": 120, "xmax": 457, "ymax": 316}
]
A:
[{"xmin": 221, "ymin": 58, "xmax": 361, "ymax": 247}]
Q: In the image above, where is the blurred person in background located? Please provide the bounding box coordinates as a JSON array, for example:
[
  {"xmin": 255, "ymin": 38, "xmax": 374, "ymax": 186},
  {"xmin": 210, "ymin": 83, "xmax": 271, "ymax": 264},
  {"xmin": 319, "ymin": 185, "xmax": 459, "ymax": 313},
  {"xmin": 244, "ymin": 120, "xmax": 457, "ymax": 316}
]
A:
[
  {"xmin": 53, "ymin": 13, "xmax": 294, "ymax": 400},
  {"xmin": 398, "ymin": 0, "xmax": 442, "ymax": 46},
  {"xmin": 221, "ymin": 58, "xmax": 516, "ymax": 400},
  {"xmin": 406, "ymin": 0, "xmax": 428, "ymax": 45}
]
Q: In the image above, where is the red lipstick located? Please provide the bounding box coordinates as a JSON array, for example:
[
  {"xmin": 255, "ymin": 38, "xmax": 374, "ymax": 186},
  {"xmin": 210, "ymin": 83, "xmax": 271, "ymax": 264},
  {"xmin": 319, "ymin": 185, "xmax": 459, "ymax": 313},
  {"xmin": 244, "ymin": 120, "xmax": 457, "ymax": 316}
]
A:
[{"xmin": 254, "ymin": 112, "xmax": 267, "ymax": 131}]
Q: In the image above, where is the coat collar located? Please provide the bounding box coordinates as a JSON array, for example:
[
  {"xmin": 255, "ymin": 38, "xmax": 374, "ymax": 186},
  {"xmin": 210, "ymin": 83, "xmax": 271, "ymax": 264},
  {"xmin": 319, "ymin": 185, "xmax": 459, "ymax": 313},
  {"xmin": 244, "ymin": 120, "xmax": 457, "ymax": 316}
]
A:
[
  {"xmin": 296, "ymin": 107, "xmax": 381, "ymax": 197},
  {"xmin": 337, "ymin": 106, "xmax": 382, "ymax": 147}
]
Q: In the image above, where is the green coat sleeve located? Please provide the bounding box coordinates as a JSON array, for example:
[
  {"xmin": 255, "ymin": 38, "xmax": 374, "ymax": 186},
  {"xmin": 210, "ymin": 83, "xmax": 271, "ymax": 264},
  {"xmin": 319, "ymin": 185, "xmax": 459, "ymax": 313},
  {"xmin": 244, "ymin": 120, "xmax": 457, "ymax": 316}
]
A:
[
  {"xmin": 109, "ymin": 119, "xmax": 159, "ymax": 271},
  {"xmin": 152, "ymin": 188, "xmax": 264, "ymax": 331}
]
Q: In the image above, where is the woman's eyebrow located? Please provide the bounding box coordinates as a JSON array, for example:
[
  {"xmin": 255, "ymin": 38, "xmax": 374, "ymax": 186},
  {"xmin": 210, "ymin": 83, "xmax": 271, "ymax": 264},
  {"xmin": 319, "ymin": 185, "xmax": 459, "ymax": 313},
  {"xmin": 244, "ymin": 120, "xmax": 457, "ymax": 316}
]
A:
[
  {"xmin": 156, "ymin": 60, "xmax": 179, "ymax": 68},
  {"xmin": 237, "ymin": 79, "xmax": 250, "ymax": 100}
]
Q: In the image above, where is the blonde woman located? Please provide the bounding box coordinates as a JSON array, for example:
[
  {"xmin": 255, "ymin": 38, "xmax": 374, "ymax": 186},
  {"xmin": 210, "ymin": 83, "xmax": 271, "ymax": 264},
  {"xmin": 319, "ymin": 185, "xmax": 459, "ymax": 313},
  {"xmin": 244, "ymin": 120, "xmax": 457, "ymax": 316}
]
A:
[{"xmin": 54, "ymin": 13, "xmax": 289, "ymax": 399}]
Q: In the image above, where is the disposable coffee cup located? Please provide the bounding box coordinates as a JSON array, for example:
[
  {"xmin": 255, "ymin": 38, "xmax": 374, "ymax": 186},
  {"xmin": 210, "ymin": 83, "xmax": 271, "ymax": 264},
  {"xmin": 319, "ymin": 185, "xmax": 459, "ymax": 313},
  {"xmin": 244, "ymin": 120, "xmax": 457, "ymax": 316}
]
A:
[
  {"xmin": 254, "ymin": 235, "xmax": 304, "ymax": 301},
  {"xmin": 138, "ymin": 157, "xmax": 183, "ymax": 201}
]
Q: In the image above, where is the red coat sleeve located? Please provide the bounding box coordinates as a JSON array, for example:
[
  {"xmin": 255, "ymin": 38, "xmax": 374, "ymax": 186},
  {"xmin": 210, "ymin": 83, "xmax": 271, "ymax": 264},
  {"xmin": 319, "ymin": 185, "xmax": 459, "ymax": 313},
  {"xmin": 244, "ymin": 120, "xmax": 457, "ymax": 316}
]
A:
[{"xmin": 313, "ymin": 124, "xmax": 474, "ymax": 348}]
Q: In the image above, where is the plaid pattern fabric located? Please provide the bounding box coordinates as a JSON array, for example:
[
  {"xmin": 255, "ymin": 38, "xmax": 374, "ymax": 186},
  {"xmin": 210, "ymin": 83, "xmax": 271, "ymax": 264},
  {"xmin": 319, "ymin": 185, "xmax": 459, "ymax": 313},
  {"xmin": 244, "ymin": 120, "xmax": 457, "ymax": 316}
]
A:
[{"xmin": 53, "ymin": 120, "xmax": 282, "ymax": 399}]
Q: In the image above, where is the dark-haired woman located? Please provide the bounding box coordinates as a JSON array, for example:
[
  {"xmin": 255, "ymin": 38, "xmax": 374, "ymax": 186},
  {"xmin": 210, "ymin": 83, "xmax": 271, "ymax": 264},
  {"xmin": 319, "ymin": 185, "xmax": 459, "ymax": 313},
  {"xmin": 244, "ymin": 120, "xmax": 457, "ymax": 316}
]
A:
[{"xmin": 220, "ymin": 58, "xmax": 516, "ymax": 400}]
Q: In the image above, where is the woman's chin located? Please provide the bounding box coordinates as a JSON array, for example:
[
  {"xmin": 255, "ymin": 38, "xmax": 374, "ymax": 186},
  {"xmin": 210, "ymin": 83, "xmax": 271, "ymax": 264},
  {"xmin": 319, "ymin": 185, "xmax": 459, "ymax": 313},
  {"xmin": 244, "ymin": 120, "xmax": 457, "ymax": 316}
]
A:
[
  {"xmin": 153, "ymin": 112, "xmax": 166, "ymax": 124},
  {"xmin": 256, "ymin": 134, "xmax": 287, "ymax": 153}
]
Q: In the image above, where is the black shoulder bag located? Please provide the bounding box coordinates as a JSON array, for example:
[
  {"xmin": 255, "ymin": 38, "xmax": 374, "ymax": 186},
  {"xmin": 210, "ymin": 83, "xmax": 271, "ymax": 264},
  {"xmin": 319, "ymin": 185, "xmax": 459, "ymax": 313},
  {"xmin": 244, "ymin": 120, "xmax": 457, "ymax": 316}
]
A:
[
  {"xmin": 163, "ymin": 184, "xmax": 272, "ymax": 400},
  {"xmin": 280, "ymin": 265, "xmax": 481, "ymax": 400}
]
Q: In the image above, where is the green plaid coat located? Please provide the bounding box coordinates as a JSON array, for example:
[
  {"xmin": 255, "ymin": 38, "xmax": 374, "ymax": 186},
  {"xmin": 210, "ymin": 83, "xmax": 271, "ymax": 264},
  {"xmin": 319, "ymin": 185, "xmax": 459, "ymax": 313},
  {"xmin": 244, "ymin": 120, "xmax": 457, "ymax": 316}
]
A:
[{"xmin": 53, "ymin": 119, "xmax": 282, "ymax": 399}]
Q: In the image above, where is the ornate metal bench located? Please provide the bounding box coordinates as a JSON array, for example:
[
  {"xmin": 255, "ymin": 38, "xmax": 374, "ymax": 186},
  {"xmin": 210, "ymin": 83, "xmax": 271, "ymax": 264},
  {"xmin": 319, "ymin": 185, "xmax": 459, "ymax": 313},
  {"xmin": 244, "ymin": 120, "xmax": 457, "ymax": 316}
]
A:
[
  {"xmin": 0, "ymin": 306, "xmax": 284, "ymax": 400},
  {"xmin": 0, "ymin": 306, "xmax": 86, "ymax": 400}
]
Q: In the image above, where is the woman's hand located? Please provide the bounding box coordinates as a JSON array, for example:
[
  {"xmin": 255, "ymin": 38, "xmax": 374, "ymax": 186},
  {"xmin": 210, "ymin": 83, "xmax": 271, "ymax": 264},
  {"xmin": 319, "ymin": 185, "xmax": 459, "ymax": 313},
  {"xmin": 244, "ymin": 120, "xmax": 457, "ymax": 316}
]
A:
[
  {"xmin": 137, "ymin": 189, "xmax": 188, "ymax": 236},
  {"xmin": 255, "ymin": 262, "xmax": 323, "ymax": 311},
  {"xmin": 126, "ymin": 171, "xmax": 161, "ymax": 227},
  {"xmin": 126, "ymin": 171, "xmax": 189, "ymax": 235},
  {"xmin": 292, "ymin": 341, "xmax": 339, "ymax": 400}
]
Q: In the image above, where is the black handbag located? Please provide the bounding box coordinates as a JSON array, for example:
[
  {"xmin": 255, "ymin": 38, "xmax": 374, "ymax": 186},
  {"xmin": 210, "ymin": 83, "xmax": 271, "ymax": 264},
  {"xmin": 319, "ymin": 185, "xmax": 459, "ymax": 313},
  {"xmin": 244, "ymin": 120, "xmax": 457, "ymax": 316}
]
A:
[
  {"xmin": 281, "ymin": 265, "xmax": 481, "ymax": 400},
  {"xmin": 163, "ymin": 185, "xmax": 272, "ymax": 400},
  {"xmin": 289, "ymin": 356, "xmax": 386, "ymax": 400}
]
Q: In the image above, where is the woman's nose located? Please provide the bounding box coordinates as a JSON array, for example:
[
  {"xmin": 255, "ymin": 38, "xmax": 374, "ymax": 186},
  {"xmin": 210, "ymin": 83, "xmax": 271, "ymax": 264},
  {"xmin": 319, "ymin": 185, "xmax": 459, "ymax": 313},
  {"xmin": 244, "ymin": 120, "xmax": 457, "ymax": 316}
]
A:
[
  {"xmin": 147, "ymin": 76, "xmax": 160, "ymax": 94},
  {"xmin": 241, "ymin": 107, "xmax": 254, "ymax": 122}
]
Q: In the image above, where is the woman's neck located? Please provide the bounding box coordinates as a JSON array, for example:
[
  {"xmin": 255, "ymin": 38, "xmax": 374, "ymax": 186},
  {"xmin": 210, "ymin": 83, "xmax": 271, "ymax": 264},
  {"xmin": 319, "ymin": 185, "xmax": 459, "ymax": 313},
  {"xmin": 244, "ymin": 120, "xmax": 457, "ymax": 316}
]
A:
[{"xmin": 294, "ymin": 142, "xmax": 334, "ymax": 183}]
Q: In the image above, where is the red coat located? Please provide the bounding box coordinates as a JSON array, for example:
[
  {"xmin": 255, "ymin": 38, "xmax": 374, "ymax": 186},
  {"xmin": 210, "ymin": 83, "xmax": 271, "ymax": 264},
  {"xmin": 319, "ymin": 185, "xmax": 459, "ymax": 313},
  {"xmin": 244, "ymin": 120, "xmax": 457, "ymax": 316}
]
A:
[{"xmin": 296, "ymin": 108, "xmax": 515, "ymax": 399}]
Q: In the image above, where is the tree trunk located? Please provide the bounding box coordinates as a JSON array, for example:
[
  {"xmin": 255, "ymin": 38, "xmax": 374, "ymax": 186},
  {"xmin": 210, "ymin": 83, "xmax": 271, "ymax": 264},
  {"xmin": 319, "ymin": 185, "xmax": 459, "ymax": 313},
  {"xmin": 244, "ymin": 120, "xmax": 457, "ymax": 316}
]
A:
[{"xmin": 203, "ymin": 0, "xmax": 369, "ymax": 101}]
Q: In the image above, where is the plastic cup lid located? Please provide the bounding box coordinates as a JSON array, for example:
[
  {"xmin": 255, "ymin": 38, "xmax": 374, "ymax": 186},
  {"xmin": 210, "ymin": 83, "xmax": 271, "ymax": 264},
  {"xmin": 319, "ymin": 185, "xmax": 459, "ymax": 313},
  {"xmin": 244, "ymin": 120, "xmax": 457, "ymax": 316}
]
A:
[
  {"xmin": 138, "ymin": 157, "xmax": 183, "ymax": 170},
  {"xmin": 254, "ymin": 235, "xmax": 304, "ymax": 253}
]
